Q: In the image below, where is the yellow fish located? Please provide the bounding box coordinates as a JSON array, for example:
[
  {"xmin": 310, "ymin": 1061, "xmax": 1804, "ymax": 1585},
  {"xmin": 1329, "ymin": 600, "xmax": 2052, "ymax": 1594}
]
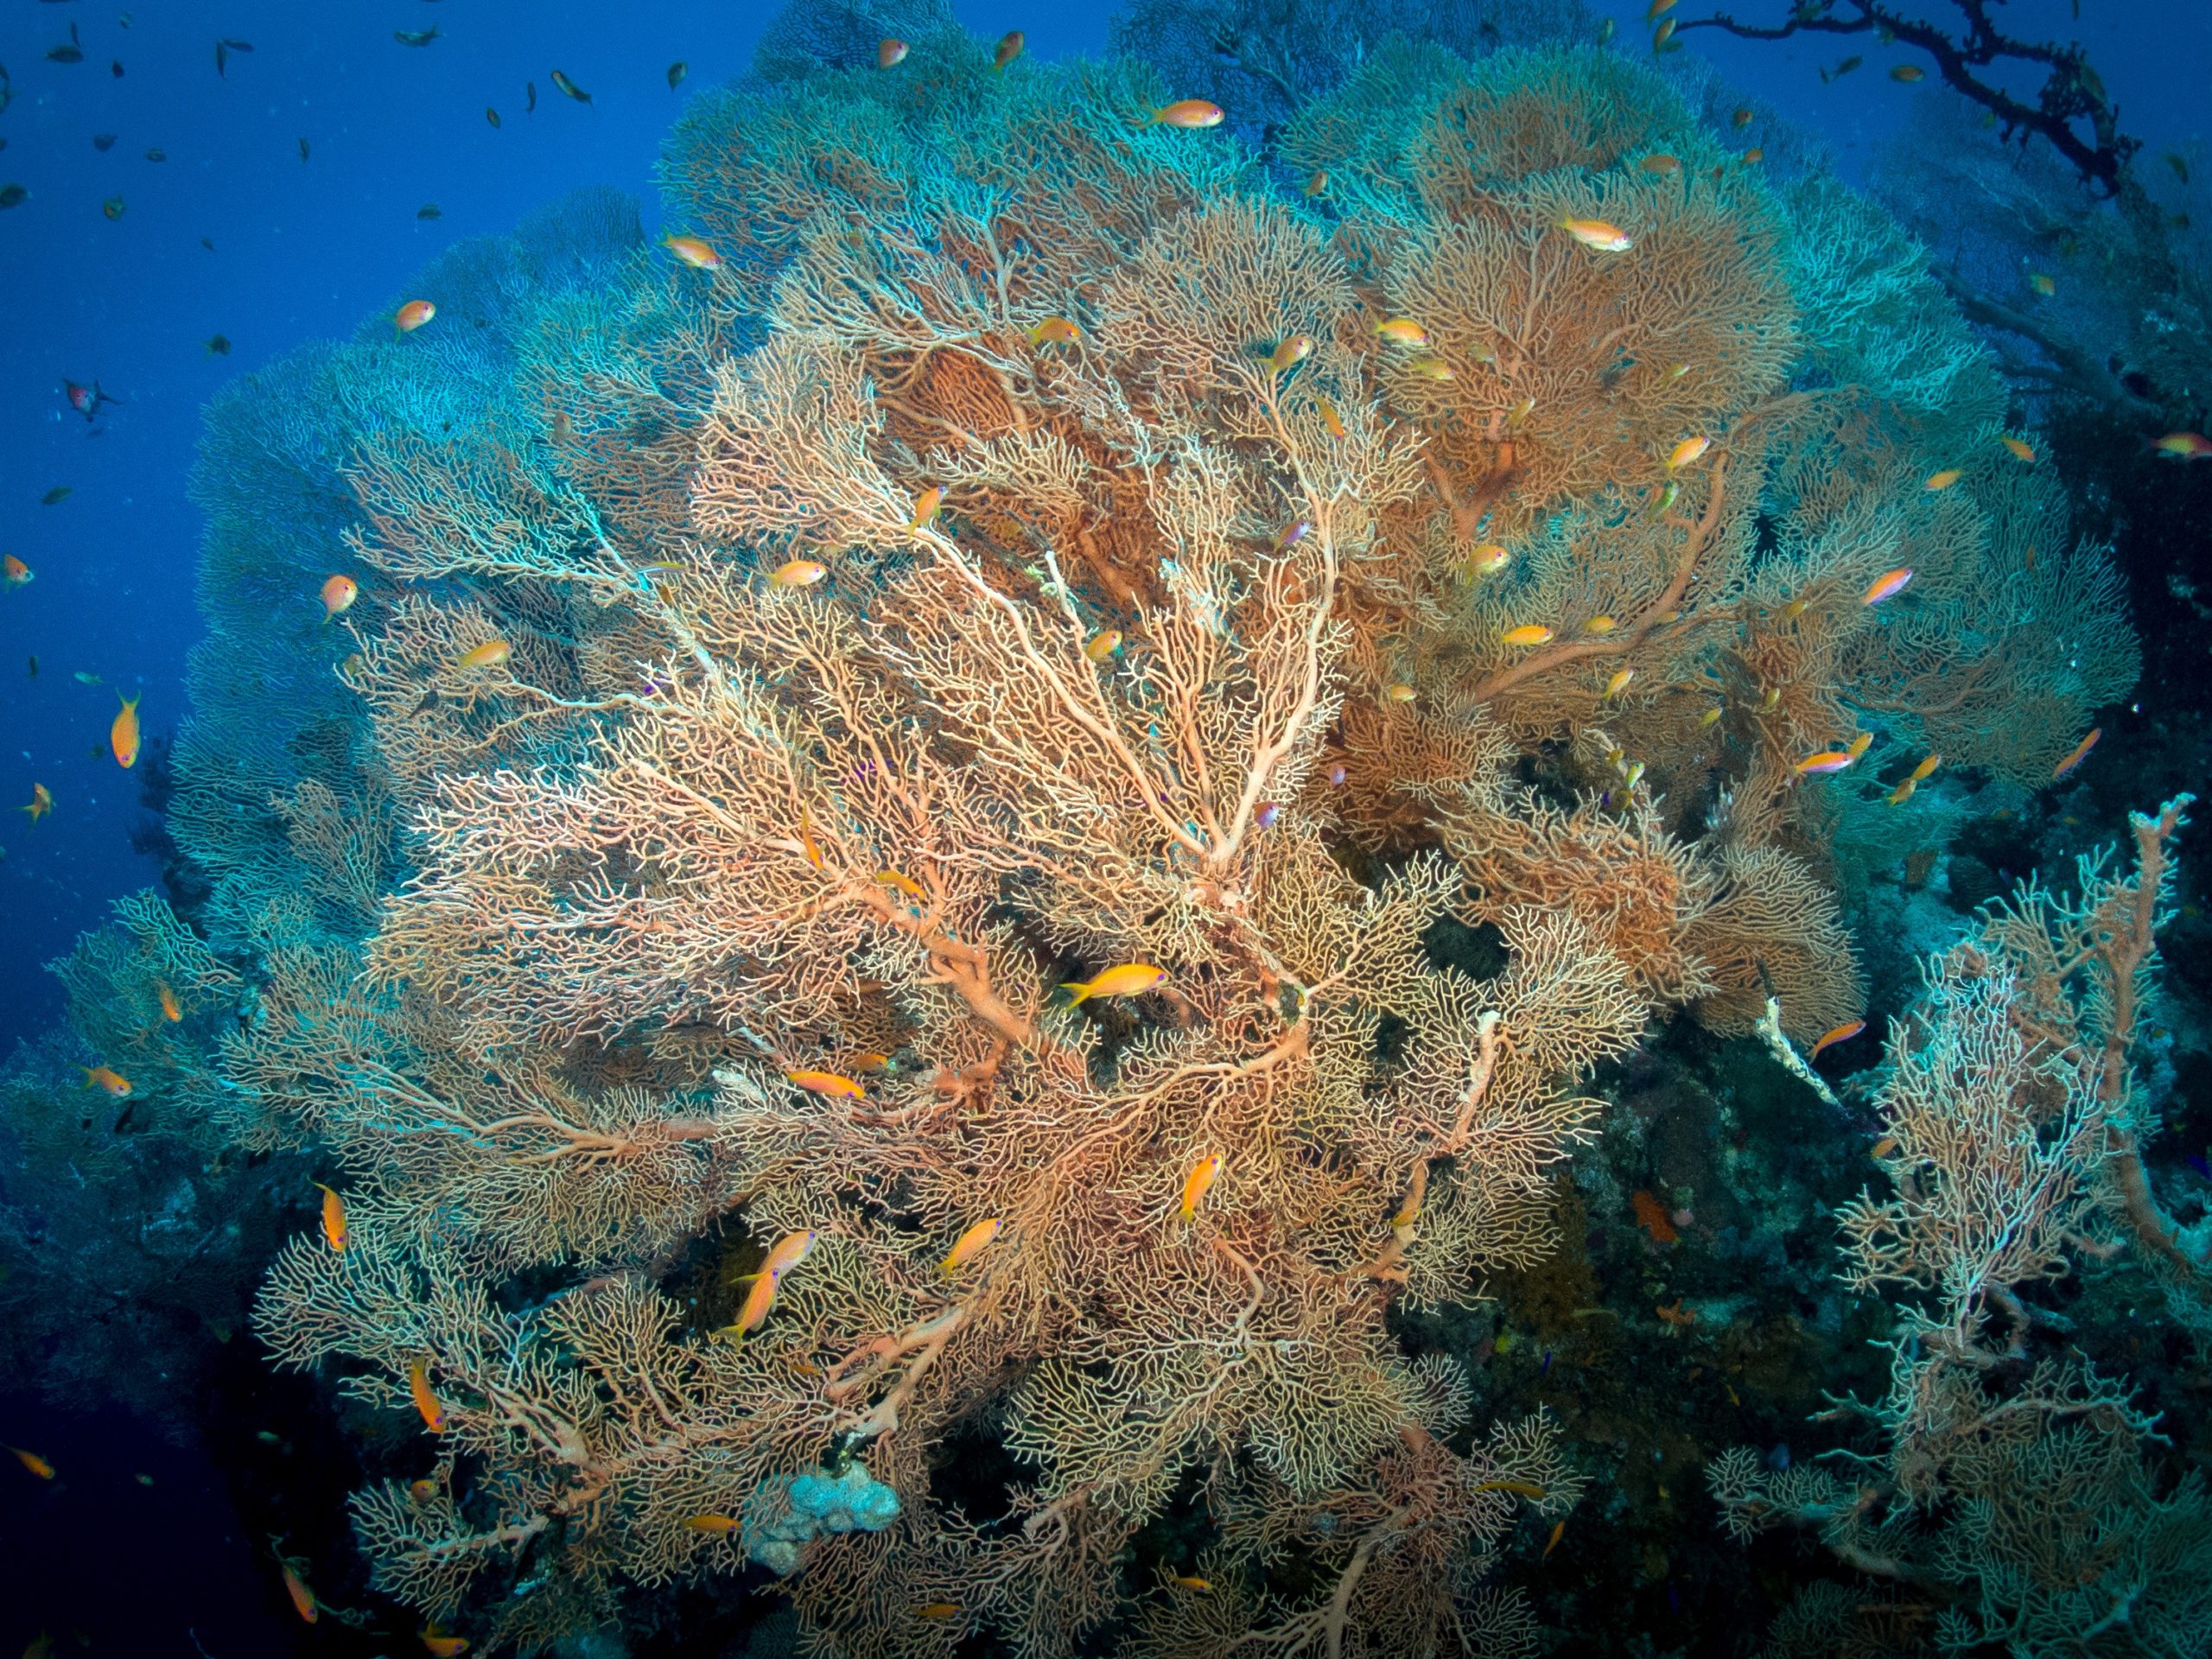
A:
[
  {"xmin": 80, "ymin": 1065, "xmax": 132, "ymax": 1098},
  {"xmin": 1371, "ymin": 317, "xmax": 1427, "ymax": 346},
  {"xmin": 1173, "ymin": 1575, "xmax": 1212, "ymax": 1591},
  {"xmin": 753, "ymin": 1230, "xmax": 817, "ymax": 1281},
  {"xmin": 1404, "ymin": 357, "xmax": 1454, "ymax": 381},
  {"xmin": 1502, "ymin": 624, "xmax": 1554, "ymax": 646},
  {"xmin": 2028, "ymin": 272, "xmax": 2056, "ymax": 297},
  {"xmin": 1060, "ymin": 963, "xmax": 1166, "ymax": 1005},
  {"xmin": 456, "ymin": 639, "xmax": 511, "ymax": 670},
  {"xmin": 1605, "ymin": 668, "xmax": 1635, "ymax": 699},
  {"xmin": 1461, "ymin": 543, "xmax": 1510, "ymax": 577},
  {"xmin": 421, "ymin": 1633, "xmax": 469, "ymax": 1658},
  {"xmin": 1179, "ymin": 1153, "xmax": 1224, "ymax": 1221},
  {"xmin": 1905, "ymin": 753, "xmax": 1942, "ymax": 785},
  {"xmin": 157, "ymin": 981, "xmax": 182, "ymax": 1022},
  {"xmin": 1698, "ymin": 706, "xmax": 1723, "ymax": 728},
  {"xmin": 1845, "ymin": 732, "xmax": 1874, "ymax": 760},
  {"xmin": 1384, "ymin": 683, "xmax": 1417, "ymax": 703},
  {"xmin": 1666, "ymin": 435, "xmax": 1710, "ymax": 470},
  {"xmin": 1581, "ymin": 615, "xmax": 1616, "ymax": 635},
  {"xmin": 1558, "ymin": 218, "xmax": 1632, "ymax": 251},
  {"xmin": 1268, "ymin": 334, "xmax": 1314, "ymax": 372},
  {"xmin": 1028, "ymin": 315, "xmax": 1081, "ymax": 346},
  {"xmin": 769, "ymin": 558, "xmax": 828, "ymax": 588},
  {"xmin": 1303, "ymin": 169, "xmax": 1329, "ymax": 198},
  {"xmin": 1999, "ymin": 436, "xmax": 2037, "ymax": 463},
  {"xmin": 940, "ymin": 1217, "xmax": 1001, "ymax": 1276},
  {"xmin": 1923, "ymin": 468, "xmax": 1962, "ymax": 491},
  {"xmin": 1315, "ymin": 395, "xmax": 1346, "ymax": 439},
  {"xmin": 683, "ymin": 1514, "xmax": 741, "ymax": 1534},
  {"xmin": 8, "ymin": 1446, "xmax": 55, "ymax": 1480},
  {"xmin": 908, "ymin": 486, "xmax": 945, "ymax": 531},
  {"xmin": 873, "ymin": 869, "xmax": 926, "ymax": 900}
]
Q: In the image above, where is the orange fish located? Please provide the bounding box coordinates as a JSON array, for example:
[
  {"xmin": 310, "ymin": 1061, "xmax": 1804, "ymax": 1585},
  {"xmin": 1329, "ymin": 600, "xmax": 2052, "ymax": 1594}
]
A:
[
  {"xmin": 1268, "ymin": 333, "xmax": 1315, "ymax": 373},
  {"xmin": 873, "ymin": 868, "xmax": 927, "ymax": 900},
  {"xmin": 993, "ymin": 29, "xmax": 1024, "ymax": 70},
  {"xmin": 918, "ymin": 1604, "xmax": 962, "ymax": 1620},
  {"xmin": 786, "ymin": 1069, "xmax": 864, "ymax": 1099},
  {"xmin": 877, "ymin": 38, "xmax": 908, "ymax": 69},
  {"xmin": 1872, "ymin": 1136, "xmax": 1898, "ymax": 1159},
  {"xmin": 1179, "ymin": 1153, "xmax": 1224, "ymax": 1221},
  {"xmin": 111, "ymin": 691, "xmax": 141, "ymax": 769},
  {"xmin": 1542, "ymin": 1520, "xmax": 1566, "ymax": 1560},
  {"xmin": 1316, "ymin": 395, "xmax": 1346, "ymax": 438},
  {"xmin": 1845, "ymin": 732, "xmax": 1874, "ymax": 760},
  {"xmin": 315, "ymin": 1182, "xmax": 348, "ymax": 1252},
  {"xmin": 3, "ymin": 555, "xmax": 31, "ymax": 587},
  {"xmin": 2154, "ymin": 432, "xmax": 2212, "ymax": 459},
  {"xmin": 1060, "ymin": 963, "xmax": 1166, "ymax": 1005},
  {"xmin": 1384, "ymin": 683, "xmax": 1417, "ymax": 703},
  {"xmin": 1732, "ymin": 105, "xmax": 1754, "ymax": 128},
  {"xmin": 769, "ymin": 558, "xmax": 828, "ymax": 588},
  {"xmin": 320, "ymin": 574, "xmax": 359, "ymax": 620},
  {"xmin": 20, "ymin": 782, "xmax": 53, "ymax": 823},
  {"xmin": 1795, "ymin": 751, "xmax": 1853, "ymax": 776},
  {"xmin": 1028, "ymin": 315, "xmax": 1081, "ymax": 346},
  {"xmin": 1891, "ymin": 64, "xmax": 1924, "ymax": 83},
  {"xmin": 1558, "ymin": 217, "xmax": 1633, "ymax": 252},
  {"xmin": 908, "ymin": 485, "xmax": 945, "ymax": 531},
  {"xmin": 80, "ymin": 1065, "xmax": 132, "ymax": 1098},
  {"xmin": 1371, "ymin": 317, "xmax": 1428, "ymax": 346},
  {"xmin": 1502, "ymin": 624, "xmax": 1554, "ymax": 647},
  {"xmin": 1172, "ymin": 1575, "xmax": 1211, "ymax": 1591},
  {"xmin": 8, "ymin": 1446, "xmax": 55, "ymax": 1480},
  {"xmin": 1862, "ymin": 567, "xmax": 1914, "ymax": 606},
  {"xmin": 1581, "ymin": 615, "xmax": 1616, "ymax": 635},
  {"xmin": 1742, "ymin": 146, "xmax": 1764, "ymax": 164},
  {"xmin": 721, "ymin": 1262, "xmax": 784, "ymax": 1342},
  {"xmin": 2028, "ymin": 272, "xmax": 2057, "ymax": 297},
  {"xmin": 1810, "ymin": 1020, "xmax": 1866, "ymax": 1058},
  {"xmin": 1666, "ymin": 435, "xmax": 1710, "ymax": 470},
  {"xmin": 1923, "ymin": 468, "xmax": 1962, "ymax": 491},
  {"xmin": 1462, "ymin": 543, "xmax": 1510, "ymax": 577},
  {"xmin": 1084, "ymin": 627, "xmax": 1123, "ymax": 663},
  {"xmin": 1403, "ymin": 357, "xmax": 1455, "ymax": 381},
  {"xmin": 157, "ymin": 981, "xmax": 182, "ymax": 1022},
  {"xmin": 395, "ymin": 299, "xmax": 436, "ymax": 335},
  {"xmin": 282, "ymin": 1564, "xmax": 318, "ymax": 1624},
  {"xmin": 409, "ymin": 1478, "xmax": 437, "ymax": 1502},
  {"xmin": 408, "ymin": 1360, "xmax": 446, "ymax": 1433},
  {"xmin": 456, "ymin": 639, "xmax": 511, "ymax": 670},
  {"xmin": 1999, "ymin": 436, "xmax": 2037, "ymax": 463},
  {"xmin": 683, "ymin": 1513, "xmax": 741, "ymax": 1533},
  {"xmin": 940, "ymin": 1217, "xmax": 1001, "ymax": 1276},
  {"xmin": 662, "ymin": 234, "xmax": 721, "ymax": 270},
  {"xmin": 2052, "ymin": 727, "xmax": 2101, "ymax": 779},
  {"xmin": 1141, "ymin": 99, "xmax": 1223, "ymax": 130},
  {"xmin": 1905, "ymin": 753, "xmax": 1942, "ymax": 785},
  {"xmin": 420, "ymin": 1633, "xmax": 468, "ymax": 1658}
]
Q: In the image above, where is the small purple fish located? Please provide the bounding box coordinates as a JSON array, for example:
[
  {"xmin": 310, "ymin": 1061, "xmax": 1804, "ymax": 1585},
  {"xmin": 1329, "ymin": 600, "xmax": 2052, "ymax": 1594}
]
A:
[
  {"xmin": 1255, "ymin": 802, "xmax": 1281, "ymax": 830},
  {"xmin": 1539, "ymin": 1349, "xmax": 1554, "ymax": 1378},
  {"xmin": 2188, "ymin": 1152, "xmax": 2212, "ymax": 1182}
]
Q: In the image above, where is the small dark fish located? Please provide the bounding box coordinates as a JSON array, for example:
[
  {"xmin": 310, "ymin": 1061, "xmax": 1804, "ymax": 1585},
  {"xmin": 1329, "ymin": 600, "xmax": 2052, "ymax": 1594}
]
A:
[
  {"xmin": 667, "ymin": 60, "xmax": 687, "ymax": 90},
  {"xmin": 102, "ymin": 196, "xmax": 125, "ymax": 219},
  {"xmin": 485, "ymin": 106, "xmax": 500, "ymax": 128},
  {"xmin": 41, "ymin": 486, "xmax": 72, "ymax": 505},
  {"xmin": 93, "ymin": 134, "xmax": 118, "ymax": 152},
  {"xmin": 395, "ymin": 27, "xmax": 440, "ymax": 47},
  {"xmin": 48, "ymin": 44, "xmax": 84, "ymax": 65},
  {"xmin": 205, "ymin": 334, "xmax": 231, "ymax": 356},
  {"xmin": 221, "ymin": 38, "xmax": 254, "ymax": 52},
  {"xmin": 0, "ymin": 184, "xmax": 25, "ymax": 210},
  {"xmin": 0, "ymin": 139, "xmax": 7, "ymax": 154},
  {"xmin": 215, "ymin": 41, "xmax": 226, "ymax": 75},
  {"xmin": 297, "ymin": 137, "xmax": 310, "ymax": 162},
  {"xmin": 416, "ymin": 203, "xmax": 441, "ymax": 219},
  {"xmin": 111, "ymin": 60, "xmax": 123, "ymax": 78},
  {"xmin": 144, "ymin": 148, "xmax": 165, "ymax": 162},
  {"xmin": 550, "ymin": 68, "xmax": 589, "ymax": 104},
  {"xmin": 200, "ymin": 235, "xmax": 214, "ymax": 251},
  {"xmin": 525, "ymin": 79, "xmax": 537, "ymax": 112},
  {"xmin": 26, "ymin": 656, "xmax": 37, "ymax": 678},
  {"xmin": 1539, "ymin": 1349, "xmax": 1554, "ymax": 1378}
]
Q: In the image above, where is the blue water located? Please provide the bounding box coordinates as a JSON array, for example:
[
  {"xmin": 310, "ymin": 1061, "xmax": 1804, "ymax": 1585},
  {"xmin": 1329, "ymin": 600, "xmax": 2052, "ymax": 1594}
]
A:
[{"xmin": 0, "ymin": 3, "xmax": 2208, "ymax": 1654}]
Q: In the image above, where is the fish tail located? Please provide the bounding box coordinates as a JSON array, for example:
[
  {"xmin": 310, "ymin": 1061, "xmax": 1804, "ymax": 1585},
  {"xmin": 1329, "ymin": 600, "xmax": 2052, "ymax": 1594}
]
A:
[{"xmin": 1058, "ymin": 982, "xmax": 1091, "ymax": 1007}]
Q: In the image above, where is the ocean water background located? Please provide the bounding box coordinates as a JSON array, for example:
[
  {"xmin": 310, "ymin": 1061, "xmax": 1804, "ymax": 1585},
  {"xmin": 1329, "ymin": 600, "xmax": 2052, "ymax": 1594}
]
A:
[{"xmin": 0, "ymin": 1, "xmax": 2206, "ymax": 1651}]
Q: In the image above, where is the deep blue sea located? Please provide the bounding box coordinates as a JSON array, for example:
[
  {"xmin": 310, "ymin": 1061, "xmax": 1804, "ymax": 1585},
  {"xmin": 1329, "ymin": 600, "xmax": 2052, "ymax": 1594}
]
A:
[{"xmin": 1, "ymin": 3, "xmax": 2209, "ymax": 1656}]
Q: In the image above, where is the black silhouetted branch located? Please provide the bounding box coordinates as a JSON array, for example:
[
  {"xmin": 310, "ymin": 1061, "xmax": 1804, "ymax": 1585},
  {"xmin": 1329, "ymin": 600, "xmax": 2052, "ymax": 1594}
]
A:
[{"xmin": 1681, "ymin": 0, "xmax": 2138, "ymax": 195}]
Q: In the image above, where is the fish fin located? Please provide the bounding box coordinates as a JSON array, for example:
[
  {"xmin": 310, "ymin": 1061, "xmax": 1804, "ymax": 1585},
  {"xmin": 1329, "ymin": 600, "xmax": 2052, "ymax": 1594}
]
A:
[{"xmin": 1058, "ymin": 982, "xmax": 1090, "ymax": 1006}]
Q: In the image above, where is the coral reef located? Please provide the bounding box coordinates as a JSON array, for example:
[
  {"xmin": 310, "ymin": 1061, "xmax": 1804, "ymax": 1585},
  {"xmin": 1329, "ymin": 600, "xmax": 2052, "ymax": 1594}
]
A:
[{"xmin": 0, "ymin": 8, "xmax": 2174, "ymax": 1657}]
